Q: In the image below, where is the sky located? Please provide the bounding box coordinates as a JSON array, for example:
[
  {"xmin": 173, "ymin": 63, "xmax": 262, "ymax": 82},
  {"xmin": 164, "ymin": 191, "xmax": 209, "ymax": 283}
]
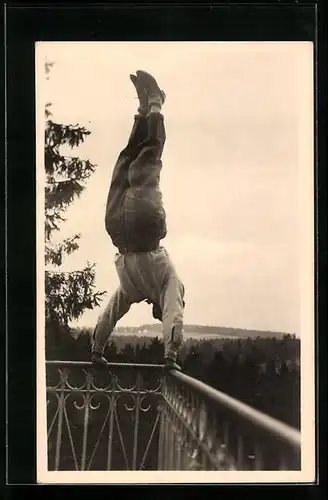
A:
[{"xmin": 36, "ymin": 42, "xmax": 313, "ymax": 334}]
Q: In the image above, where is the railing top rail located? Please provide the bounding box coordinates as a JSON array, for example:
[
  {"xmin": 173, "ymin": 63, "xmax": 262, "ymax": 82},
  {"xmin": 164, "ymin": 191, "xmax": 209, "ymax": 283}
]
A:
[
  {"xmin": 170, "ymin": 369, "xmax": 301, "ymax": 449},
  {"xmin": 46, "ymin": 360, "xmax": 164, "ymax": 369}
]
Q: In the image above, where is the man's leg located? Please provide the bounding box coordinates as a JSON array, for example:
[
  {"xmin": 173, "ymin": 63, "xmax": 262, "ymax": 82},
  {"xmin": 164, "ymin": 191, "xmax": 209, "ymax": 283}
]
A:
[
  {"xmin": 92, "ymin": 287, "xmax": 131, "ymax": 366},
  {"xmin": 128, "ymin": 113, "xmax": 166, "ymax": 188},
  {"xmin": 128, "ymin": 70, "xmax": 167, "ymax": 187},
  {"xmin": 123, "ymin": 72, "xmax": 167, "ymax": 251},
  {"xmin": 104, "ymin": 115, "xmax": 148, "ymax": 249},
  {"xmin": 104, "ymin": 73, "xmax": 150, "ymax": 249},
  {"xmin": 159, "ymin": 277, "xmax": 185, "ymax": 370}
]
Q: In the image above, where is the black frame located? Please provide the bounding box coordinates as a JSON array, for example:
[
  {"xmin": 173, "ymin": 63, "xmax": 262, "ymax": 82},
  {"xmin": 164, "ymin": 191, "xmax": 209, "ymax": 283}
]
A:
[{"xmin": 4, "ymin": 1, "xmax": 326, "ymax": 496}]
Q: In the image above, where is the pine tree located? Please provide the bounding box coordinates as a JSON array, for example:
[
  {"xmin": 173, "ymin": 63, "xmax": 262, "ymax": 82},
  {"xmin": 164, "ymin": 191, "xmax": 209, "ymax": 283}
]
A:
[{"xmin": 44, "ymin": 61, "xmax": 105, "ymax": 345}]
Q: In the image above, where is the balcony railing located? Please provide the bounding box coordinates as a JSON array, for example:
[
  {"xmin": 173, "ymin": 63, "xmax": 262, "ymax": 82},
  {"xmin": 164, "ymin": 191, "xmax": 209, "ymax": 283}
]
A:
[{"xmin": 46, "ymin": 361, "xmax": 301, "ymax": 471}]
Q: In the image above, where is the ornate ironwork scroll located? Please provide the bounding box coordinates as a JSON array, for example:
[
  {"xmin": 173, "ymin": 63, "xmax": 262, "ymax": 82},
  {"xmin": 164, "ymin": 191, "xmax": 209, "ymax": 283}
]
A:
[{"xmin": 46, "ymin": 361, "xmax": 162, "ymax": 471}]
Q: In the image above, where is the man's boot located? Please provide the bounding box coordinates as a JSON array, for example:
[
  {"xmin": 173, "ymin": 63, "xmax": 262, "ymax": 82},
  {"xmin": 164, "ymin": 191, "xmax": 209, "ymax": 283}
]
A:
[{"xmin": 136, "ymin": 70, "xmax": 166, "ymax": 113}]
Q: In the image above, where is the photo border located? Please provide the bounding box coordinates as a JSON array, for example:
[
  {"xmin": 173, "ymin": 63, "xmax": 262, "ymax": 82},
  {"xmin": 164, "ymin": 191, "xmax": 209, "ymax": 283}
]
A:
[{"xmin": 4, "ymin": 1, "xmax": 324, "ymax": 495}]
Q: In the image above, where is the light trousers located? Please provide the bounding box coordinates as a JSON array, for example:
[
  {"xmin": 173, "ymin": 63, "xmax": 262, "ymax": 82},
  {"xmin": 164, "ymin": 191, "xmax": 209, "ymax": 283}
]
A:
[{"xmin": 92, "ymin": 246, "xmax": 184, "ymax": 360}]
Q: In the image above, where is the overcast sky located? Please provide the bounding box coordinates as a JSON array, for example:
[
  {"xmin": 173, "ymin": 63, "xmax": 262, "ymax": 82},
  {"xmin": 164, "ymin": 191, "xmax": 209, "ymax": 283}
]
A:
[{"xmin": 36, "ymin": 42, "xmax": 313, "ymax": 334}]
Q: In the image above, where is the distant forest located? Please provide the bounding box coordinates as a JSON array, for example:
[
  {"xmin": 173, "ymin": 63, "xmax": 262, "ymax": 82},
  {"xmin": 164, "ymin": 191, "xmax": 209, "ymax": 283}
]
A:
[
  {"xmin": 111, "ymin": 323, "xmax": 289, "ymax": 338},
  {"xmin": 46, "ymin": 326, "xmax": 300, "ymax": 429}
]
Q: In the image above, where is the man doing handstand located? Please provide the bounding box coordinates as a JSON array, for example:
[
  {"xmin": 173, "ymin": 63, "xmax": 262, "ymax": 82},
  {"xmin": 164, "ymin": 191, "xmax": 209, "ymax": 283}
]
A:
[{"xmin": 92, "ymin": 70, "xmax": 185, "ymax": 371}]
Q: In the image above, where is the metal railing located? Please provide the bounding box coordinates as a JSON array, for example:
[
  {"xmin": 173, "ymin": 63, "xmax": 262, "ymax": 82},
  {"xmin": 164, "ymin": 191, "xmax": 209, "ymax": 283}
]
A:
[
  {"xmin": 160, "ymin": 370, "xmax": 301, "ymax": 470},
  {"xmin": 46, "ymin": 361, "xmax": 301, "ymax": 471}
]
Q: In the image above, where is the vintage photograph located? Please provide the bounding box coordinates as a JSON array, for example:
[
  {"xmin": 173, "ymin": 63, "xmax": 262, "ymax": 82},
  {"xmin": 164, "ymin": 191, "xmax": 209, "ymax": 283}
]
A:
[{"xmin": 36, "ymin": 42, "xmax": 315, "ymax": 483}]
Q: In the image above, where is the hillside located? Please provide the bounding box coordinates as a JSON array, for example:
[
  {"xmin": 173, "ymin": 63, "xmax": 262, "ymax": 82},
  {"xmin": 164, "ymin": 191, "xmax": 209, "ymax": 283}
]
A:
[{"xmin": 113, "ymin": 324, "xmax": 289, "ymax": 338}]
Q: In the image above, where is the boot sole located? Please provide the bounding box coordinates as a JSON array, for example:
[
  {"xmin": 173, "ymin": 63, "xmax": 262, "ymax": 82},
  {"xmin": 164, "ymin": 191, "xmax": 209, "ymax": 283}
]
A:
[{"xmin": 136, "ymin": 70, "xmax": 165, "ymax": 102}]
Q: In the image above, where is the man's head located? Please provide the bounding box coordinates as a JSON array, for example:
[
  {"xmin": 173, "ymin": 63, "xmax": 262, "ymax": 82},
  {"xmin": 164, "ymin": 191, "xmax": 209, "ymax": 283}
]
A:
[
  {"xmin": 152, "ymin": 302, "xmax": 163, "ymax": 321},
  {"xmin": 147, "ymin": 282, "xmax": 186, "ymax": 322}
]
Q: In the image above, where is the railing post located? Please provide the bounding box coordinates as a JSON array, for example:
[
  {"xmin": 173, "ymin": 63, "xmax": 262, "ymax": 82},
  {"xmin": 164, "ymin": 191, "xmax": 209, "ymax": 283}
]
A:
[
  {"xmin": 254, "ymin": 442, "xmax": 263, "ymax": 470},
  {"xmin": 157, "ymin": 399, "xmax": 165, "ymax": 470},
  {"xmin": 106, "ymin": 374, "xmax": 117, "ymax": 470},
  {"xmin": 80, "ymin": 371, "xmax": 91, "ymax": 471},
  {"xmin": 132, "ymin": 371, "xmax": 141, "ymax": 470},
  {"xmin": 237, "ymin": 435, "xmax": 244, "ymax": 469},
  {"xmin": 163, "ymin": 411, "xmax": 167, "ymax": 470},
  {"xmin": 54, "ymin": 370, "xmax": 66, "ymax": 471}
]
